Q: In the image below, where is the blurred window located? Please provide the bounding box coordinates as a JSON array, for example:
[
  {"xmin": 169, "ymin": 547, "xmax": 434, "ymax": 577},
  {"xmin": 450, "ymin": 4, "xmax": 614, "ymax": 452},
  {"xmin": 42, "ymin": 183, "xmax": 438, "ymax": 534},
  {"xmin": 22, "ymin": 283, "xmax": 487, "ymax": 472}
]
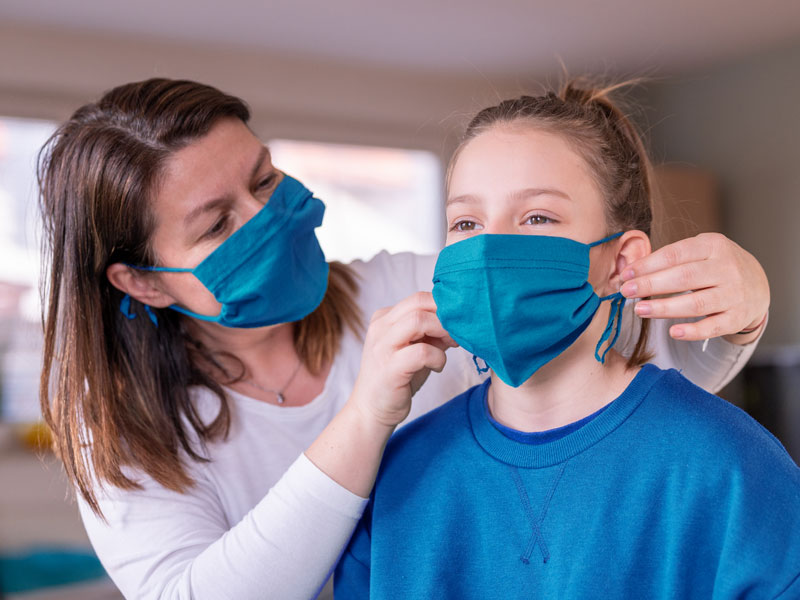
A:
[
  {"xmin": 269, "ymin": 139, "xmax": 444, "ymax": 263},
  {"xmin": 0, "ymin": 129, "xmax": 444, "ymax": 422},
  {"xmin": 0, "ymin": 117, "xmax": 56, "ymax": 422}
]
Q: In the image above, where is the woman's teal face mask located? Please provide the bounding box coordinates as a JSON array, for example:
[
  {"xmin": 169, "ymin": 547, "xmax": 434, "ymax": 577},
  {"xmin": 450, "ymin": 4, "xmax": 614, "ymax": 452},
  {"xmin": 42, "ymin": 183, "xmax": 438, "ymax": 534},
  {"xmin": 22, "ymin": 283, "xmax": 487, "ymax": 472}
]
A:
[
  {"xmin": 123, "ymin": 175, "xmax": 329, "ymax": 328},
  {"xmin": 432, "ymin": 232, "xmax": 626, "ymax": 388}
]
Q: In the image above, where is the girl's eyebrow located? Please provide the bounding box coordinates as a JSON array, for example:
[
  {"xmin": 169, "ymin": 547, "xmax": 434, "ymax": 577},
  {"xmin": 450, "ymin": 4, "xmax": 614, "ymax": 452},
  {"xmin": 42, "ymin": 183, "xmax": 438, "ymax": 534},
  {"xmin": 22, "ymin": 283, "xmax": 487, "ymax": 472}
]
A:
[
  {"xmin": 510, "ymin": 187, "xmax": 572, "ymax": 202},
  {"xmin": 446, "ymin": 188, "xmax": 572, "ymax": 207},
  {"xmin": 445, "ymin": 194, "xmax": 479, "ymax": 207}
]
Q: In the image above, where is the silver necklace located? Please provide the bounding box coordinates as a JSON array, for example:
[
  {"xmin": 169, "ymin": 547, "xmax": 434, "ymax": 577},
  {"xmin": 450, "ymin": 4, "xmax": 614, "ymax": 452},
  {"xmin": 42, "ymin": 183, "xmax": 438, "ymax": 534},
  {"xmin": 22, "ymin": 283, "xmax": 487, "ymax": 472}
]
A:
[{"xmin": 239, "ymin": 357, "xmax": 303, "ymax": 405}]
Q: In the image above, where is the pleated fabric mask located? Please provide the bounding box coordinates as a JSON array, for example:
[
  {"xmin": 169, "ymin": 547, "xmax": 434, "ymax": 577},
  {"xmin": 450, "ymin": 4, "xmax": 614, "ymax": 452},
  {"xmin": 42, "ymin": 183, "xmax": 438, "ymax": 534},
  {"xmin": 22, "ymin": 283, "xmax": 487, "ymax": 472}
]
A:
[
  {"xmin": 432, "ymin": 232, "xmax": 625, "ymax": 387},
  {"xmin": 123, "ymin": 175, "xmax": 329, "ymax": 328}
]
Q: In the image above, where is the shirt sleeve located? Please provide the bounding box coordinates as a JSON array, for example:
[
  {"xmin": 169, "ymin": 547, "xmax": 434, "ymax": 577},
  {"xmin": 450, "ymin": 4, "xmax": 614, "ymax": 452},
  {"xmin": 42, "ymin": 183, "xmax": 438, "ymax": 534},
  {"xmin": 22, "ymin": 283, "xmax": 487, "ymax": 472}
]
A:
[
  {"xmin": 80, "ymin": 453, "xmax": 368, "ymax": 600},
  {"xmin": 615, "ymin": 302, "xmax": 762, "ymax": 394}
]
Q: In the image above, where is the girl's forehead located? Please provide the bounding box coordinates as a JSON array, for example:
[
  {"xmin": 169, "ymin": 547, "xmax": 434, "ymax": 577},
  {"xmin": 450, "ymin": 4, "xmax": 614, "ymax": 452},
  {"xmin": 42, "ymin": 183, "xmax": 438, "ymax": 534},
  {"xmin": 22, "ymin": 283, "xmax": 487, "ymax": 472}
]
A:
[
  {"xmin": 456, "ymin": 126, "xmax": 582, "ymax": 167},
  {"xmin": 448, "ymin": 126, "xmax": 599, "ymax": 201}
]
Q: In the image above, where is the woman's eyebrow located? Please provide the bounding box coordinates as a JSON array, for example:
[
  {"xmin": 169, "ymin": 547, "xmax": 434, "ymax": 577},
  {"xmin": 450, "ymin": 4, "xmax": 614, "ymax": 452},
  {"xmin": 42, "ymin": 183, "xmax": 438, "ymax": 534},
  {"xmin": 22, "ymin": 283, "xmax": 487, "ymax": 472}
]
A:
[
  {"xmin": 184, "ymin": 147, "xmax": 271, "ymax": 228},
  {"xmin": 249, "ymin": 146, "xmax": 270, "ymax": 182},
  {"xmin": 184, "ymin": 196, "xmax": 232, "ymax": 227}
]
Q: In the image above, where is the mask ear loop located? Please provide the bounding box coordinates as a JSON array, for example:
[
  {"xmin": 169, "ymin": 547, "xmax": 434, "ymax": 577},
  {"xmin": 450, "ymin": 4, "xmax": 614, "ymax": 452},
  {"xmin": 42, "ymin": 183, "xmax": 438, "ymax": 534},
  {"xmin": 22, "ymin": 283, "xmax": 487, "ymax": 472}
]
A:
[
  {"xmin": 595, "ymin": 294, "xmax": 625, "ymax": 363},
  {"xmin": 587, "ymin": 231, "xmax": 624, "ymax": 248},
  {"xmin": 473, "ymin": 355, "xmax": 490, "ymax": 375}
]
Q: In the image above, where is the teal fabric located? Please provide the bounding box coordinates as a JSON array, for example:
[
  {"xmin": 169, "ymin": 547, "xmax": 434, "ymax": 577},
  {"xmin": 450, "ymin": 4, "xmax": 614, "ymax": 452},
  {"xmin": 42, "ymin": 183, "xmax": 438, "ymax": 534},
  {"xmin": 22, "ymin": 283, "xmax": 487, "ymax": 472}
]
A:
[
  {"xmin": 0, "ymin": 548, "xmax": 106, "ymax": 593},
  {"xmin": 126, "ymin": 175, "xmax": 329, "ymax": 328},
  {"xmin": 432, "ymin": 233, "xmax": 624, "ymax": 387},
  {"xmin": 335, "ymin": 365, "xmax": 800, "ymax": 599}
]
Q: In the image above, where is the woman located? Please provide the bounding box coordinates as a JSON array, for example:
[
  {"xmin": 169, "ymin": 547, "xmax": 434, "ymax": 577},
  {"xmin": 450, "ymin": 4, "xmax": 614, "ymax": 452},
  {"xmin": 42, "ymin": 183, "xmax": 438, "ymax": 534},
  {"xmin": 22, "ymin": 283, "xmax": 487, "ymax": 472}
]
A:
[
  {"xmin": 335, "ymin": 81, "xmax": 798, "ymax": 599},
  {"xmin": 38, "ymin": 79, "xmax": 769, "ymax": 599}
]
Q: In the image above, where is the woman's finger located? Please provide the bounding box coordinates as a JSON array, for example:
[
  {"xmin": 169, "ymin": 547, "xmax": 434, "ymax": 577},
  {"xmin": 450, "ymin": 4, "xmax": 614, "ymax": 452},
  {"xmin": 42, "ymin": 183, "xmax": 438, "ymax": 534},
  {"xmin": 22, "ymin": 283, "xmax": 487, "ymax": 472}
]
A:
[
  {"xmin": 395, "ymin": 341, "xmax": 448, "ymax": 377},
  {"xmin": 419, "ymin": 334, "xmax": 459, "ymax": 352},
  {"xmin": 384, "ymin": 309, "xmax": 455, "ymax": 350},
  {"xmin": 369, "ymin": 306, "xmax": 392, "ymax": 323},
  {"xmin": 621, "ymin": 260, "xmax": 721, "ymax": 299},
  {"xmin": 621, "ymin": 234, "xmax": 717, "ymax": 281},
  {"xmin": 382, "ymin": 292, "xmax": 437, "ymax": 325},
  {"xmin": 668, "ymin": 313, "xmax": 735, "ymax": 341},
  {"xmin": 633, "ymin": 288, "xmax": 727, "ymax": 319}
]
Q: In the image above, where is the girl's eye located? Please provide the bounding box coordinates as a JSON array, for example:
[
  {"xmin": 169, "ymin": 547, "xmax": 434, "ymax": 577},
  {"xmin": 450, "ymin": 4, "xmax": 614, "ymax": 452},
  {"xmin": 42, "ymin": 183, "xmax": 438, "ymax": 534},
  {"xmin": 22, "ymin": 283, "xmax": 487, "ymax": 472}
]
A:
[
  {"xmin": 450, "ymin": 220, "xmax": 481, "ymax": 232},
  {"xmin": 526, "ymin": 214, "xmax": 553, "ymax": 225}
]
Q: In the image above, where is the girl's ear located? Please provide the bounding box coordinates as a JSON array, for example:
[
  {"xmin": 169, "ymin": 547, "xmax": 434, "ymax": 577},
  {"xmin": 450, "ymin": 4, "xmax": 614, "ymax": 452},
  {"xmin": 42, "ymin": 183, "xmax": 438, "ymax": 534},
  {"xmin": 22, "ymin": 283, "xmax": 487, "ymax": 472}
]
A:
[
  {"xmin": 607, "ymin": 231, "xmax": 651, "ymax": 293},
  {"xmin": 106, "ymin": 263, "xmax": 176, "ymax": 308}
]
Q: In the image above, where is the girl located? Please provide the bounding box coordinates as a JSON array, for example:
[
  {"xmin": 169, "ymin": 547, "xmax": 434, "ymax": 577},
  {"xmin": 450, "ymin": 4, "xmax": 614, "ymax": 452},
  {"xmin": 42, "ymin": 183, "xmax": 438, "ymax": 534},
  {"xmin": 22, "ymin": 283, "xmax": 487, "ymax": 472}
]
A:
[
  {"xmin": 38, "ymin": 79, "xmax": 769, "ymax": 599},
  {"xmin": 334, "ymin": 82, "xmax": 799, "ymax": 598}
]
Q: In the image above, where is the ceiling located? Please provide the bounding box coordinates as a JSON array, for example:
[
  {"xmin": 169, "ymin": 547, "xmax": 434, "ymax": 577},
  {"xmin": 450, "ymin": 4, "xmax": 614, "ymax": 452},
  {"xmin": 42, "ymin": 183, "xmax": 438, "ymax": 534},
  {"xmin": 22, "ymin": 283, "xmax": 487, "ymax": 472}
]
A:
[{"xmin": 1, "ymin": 0, "xmax": 799, "ymax": 78}]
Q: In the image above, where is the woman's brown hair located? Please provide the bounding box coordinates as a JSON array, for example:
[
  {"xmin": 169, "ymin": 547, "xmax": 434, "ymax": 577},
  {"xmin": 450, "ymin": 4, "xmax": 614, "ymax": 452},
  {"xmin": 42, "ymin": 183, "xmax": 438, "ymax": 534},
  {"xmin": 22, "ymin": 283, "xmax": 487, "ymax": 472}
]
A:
[
  {"xmin": 38, "ymin": 78, "xmax": 362, "ymax": 516},
  {"xmin": 449, "ymin": 78, "xmax": 654, "ymax": 367}
]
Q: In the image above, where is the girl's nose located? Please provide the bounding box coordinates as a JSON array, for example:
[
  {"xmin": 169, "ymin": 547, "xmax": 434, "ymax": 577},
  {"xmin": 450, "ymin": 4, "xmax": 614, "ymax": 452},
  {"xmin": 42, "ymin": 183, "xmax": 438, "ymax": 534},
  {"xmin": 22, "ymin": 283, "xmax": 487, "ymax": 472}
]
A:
[{"xmin": 484, "ymin": 220, "xmax": 517, "ymax": 236}]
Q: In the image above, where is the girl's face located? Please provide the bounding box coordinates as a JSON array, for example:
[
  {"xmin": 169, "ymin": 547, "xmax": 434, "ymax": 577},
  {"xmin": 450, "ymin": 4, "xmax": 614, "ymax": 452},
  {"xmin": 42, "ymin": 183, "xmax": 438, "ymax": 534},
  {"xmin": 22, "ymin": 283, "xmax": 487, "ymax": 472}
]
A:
[
  {"xmin": 146, "ymin": 117, "xmax": 283, "ymax": 319},
  {"xmin": 445, "ymin": 124, "xmax": 616, "ymax": 292}
]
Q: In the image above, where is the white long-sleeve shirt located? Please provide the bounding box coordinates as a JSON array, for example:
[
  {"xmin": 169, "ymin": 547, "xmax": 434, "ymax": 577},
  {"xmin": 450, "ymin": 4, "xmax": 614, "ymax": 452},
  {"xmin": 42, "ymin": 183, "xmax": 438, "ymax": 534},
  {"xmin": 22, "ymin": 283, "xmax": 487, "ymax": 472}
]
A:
[{"xmin": 79, "ymin": 251, "xmax": 758, "ymax": 600}]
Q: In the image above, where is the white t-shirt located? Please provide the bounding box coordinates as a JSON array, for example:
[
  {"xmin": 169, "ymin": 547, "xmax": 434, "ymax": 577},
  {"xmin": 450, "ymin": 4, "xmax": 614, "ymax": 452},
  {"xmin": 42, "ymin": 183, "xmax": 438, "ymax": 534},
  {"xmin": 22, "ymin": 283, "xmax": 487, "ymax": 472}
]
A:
[{"xmin": 79, "ymin": 251, "xmax": 757, "ymax": 600}]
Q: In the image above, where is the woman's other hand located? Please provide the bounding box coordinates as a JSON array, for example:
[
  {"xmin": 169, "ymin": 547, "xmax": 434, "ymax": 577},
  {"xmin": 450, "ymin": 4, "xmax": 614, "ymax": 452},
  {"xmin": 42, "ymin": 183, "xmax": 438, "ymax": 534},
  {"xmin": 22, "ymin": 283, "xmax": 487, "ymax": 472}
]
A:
[{"xmin": 619, "ymin": 232, "xmax": 769, "ymax": 344}]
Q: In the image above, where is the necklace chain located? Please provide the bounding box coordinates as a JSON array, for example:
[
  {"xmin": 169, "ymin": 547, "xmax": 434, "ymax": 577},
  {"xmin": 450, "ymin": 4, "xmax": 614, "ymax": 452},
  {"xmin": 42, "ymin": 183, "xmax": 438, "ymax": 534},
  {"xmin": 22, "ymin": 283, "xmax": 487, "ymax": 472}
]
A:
[{"xmin": 239, "ymin": 357, "xmax": 303, "ymax": 405}]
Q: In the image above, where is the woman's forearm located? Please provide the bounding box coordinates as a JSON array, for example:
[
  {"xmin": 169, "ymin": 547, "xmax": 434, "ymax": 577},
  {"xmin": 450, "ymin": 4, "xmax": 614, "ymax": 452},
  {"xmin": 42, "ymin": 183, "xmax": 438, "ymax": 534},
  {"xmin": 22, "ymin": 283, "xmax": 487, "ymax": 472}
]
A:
[
  {"xmin": 306, "ymin": 399, "xmax": 395, "ymax": 498},
  {"xmin": 80, "ymin": 454, "xmax": 368, "ymax": 600}
]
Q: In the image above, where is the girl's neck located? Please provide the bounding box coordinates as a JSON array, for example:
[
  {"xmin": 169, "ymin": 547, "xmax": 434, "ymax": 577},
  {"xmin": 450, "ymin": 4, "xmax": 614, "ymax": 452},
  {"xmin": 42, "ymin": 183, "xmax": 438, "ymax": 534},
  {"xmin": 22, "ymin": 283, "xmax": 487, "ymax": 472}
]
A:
[{"xmin": 488, "ymin": 341, "xmax": 638, "ymax": 433}]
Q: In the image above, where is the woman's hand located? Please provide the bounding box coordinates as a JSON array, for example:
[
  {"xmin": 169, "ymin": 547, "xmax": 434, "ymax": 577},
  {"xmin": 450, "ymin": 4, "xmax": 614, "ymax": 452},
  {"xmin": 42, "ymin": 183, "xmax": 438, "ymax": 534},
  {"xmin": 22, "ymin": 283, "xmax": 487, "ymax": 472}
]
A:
[
  {"xmin": 306, "ymin": 292, "xmax": 457, "ymax": 498},
  {"xmin": 619, "ymin": 232, "xmax": 769, "ymax": 344},
  {"xmin": 351, "ymin": 292, "xmax": 458, "ymax": 428}
]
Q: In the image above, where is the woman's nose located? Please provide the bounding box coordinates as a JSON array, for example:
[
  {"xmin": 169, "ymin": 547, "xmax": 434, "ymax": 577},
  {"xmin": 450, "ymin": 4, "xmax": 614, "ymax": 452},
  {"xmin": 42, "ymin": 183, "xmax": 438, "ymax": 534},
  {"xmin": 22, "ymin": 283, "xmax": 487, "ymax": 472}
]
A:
[{"xmin": 240, "ymin": 193, "xmax": 265, "ymax": 222}]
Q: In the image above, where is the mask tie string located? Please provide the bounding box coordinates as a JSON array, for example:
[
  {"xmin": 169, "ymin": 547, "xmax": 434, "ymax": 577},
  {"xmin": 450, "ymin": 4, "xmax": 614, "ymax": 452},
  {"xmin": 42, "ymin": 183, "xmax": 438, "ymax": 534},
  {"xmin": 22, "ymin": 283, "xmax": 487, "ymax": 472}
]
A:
[
  {"xmin": 473, "ymin": 355, "xmax": 490, "ymax": 375},
  {"xmin": 120, "ymin": 294, "xmax": 159, "ymax": 327},
  {"xmin": 595, "ymin": 293, "xmax": 626, "ymax": 363},
  {"xmin": 589, "ymin": 232, "xmax": 626, "ymax": 363}
]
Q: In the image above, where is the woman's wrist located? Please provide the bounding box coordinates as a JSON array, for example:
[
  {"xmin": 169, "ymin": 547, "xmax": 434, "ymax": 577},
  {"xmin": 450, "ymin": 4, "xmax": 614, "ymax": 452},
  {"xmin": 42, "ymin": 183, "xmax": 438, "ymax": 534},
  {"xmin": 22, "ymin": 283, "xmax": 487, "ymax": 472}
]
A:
[{"xmin": 305, "ymin": 397, "xmax": 396, "ymax": 499}]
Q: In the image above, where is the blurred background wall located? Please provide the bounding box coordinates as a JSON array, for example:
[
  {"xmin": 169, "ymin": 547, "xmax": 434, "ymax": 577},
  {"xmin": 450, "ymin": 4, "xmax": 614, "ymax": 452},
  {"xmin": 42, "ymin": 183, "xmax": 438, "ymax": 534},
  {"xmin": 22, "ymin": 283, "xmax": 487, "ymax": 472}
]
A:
[{"xmin": 0, "ymin": 3, "xmax": 798, "ymax": 597}]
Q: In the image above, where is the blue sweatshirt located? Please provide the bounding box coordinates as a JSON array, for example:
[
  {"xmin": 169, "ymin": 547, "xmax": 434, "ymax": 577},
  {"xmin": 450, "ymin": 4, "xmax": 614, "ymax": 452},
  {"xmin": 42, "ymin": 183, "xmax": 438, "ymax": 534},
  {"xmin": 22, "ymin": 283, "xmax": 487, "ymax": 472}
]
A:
[{"xmin": 335, "ymin": 365, "xmax": 800, "ymax": 599}]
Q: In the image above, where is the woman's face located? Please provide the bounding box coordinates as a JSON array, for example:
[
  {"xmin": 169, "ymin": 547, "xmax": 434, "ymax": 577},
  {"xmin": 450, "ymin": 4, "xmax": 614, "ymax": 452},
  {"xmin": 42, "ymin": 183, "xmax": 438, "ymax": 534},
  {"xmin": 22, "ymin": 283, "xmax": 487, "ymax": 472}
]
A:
[
  {"xmin": 147, "ymin": 117, "xmax": 282, "ymax": 318},
  {"xmin": 445, "ymin": 124, "xmax": 615, "ymax": 290}
]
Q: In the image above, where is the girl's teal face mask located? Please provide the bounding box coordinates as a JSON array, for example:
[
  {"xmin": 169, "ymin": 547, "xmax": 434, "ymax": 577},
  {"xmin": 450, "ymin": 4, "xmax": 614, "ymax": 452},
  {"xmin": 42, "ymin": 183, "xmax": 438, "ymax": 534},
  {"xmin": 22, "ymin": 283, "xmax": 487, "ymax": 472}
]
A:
[
  {"xmin": 123, "ymin": 175, "xmax": 329, "ymax": 328},
  {"xmin": 432, "ymin": 232, "xmax": 625, "ymax": 388}
]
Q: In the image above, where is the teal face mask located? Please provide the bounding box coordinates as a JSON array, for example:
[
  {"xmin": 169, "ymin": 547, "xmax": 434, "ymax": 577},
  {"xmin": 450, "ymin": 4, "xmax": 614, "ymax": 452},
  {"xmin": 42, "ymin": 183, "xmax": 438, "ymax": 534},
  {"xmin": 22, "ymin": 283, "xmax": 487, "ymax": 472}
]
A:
[
  {"xmin": 124, "ymin": 175, "xmax": 329, "ymax": 328},
  {"xmin": 432, "ymin": 232, "xmax": 625, "ymax": 387}
]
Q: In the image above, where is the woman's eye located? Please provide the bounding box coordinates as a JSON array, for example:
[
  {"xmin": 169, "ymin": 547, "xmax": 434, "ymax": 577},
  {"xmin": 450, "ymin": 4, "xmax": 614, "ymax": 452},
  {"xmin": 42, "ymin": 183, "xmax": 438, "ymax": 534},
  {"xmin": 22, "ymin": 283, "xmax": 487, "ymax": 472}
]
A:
[
  {"xmin": 204, "ymin": 215, "xmax": 229, "ymax": 239},
  {"xmin": 526, "ymin": 214, "xmax": 553, "ymax": 225},
  {"xmin": 256, "ymin": 173, "xmax": 277, "ymax": 190},
  {"xmin": 451, "ymin": 220, "xmax": 480, "ymax": 232}
]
